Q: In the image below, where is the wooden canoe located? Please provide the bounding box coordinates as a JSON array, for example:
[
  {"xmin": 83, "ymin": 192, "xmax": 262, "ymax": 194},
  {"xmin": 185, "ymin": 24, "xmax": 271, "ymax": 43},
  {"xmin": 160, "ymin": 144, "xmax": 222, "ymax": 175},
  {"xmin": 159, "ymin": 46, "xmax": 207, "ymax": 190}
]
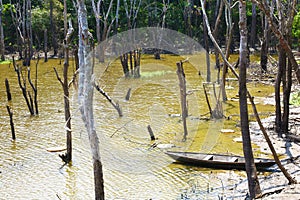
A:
[{"xmin": 166, "ymin": 151, "xmax": 276, "ymax": 170}]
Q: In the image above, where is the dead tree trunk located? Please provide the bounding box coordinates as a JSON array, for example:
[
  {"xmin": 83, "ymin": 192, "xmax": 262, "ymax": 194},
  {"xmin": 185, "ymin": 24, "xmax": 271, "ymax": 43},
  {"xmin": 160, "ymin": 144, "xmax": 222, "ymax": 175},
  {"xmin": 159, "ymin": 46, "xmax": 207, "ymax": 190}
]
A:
[
  {"xmin": 54, "ymin": 19, "xmax": 74, "ymax": 163},
  {"xmin": 120, "ymin": 53, "xmax": 129, "ymax": 77},
  {"xmin": 282, "ymin": 58, "xmax": 292, "ymax": 134},
  {"xmin": 176, "ymin": 61, "xmax": 188, "ymax": 141},
  {"xmin": 27, "ymin": 58, "xmax": 39, "ymax": 115},
  {"xmin": 13, "ymin": 57, "xmax": 34, "ymax": 115},
  {"xmin": 5, "ymin": 78, "xmax": 12, "ymax": 101},
  {"xmin": 125, "ymin": 88, "xmax": 131, "ymax": 100},
  {"xmin": 203, "ymin": 84, "xmax": 212, "ymax": 116},
  {"xmin": 120, "ymin": 49, "xmax": 141, "ymax": 78},
  {"xmin": 133, "ymin": 49, "xmax": 141, "ymax": 78},
  {"xmin": 78, "ymin": 0, "xmax": 105, "ymax": 198},
  {"xmin": 238, "ymin": 1, "xmax": 262, "ymax": 197},
  {"xmin": 6, "ymin": 106, "xmax": 15, "ymax": 140},
  {"xmin": 275, "ymin": 49, "xmax": 282, "ymax": 134},
  {"xmin": 147, "ymin": 125, "xmax": 155, "ymax": 140}
]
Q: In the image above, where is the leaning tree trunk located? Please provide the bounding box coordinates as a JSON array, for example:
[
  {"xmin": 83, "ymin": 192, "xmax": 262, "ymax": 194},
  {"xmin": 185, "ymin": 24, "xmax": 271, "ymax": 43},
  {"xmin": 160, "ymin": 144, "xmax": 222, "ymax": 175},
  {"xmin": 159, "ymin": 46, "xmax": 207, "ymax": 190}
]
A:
[
  {"xmin": 77, "ymin": 0, "xmax": 105, "ymax": 199},
  {"xmin": 238, "ymin": 1, "xmax": 262, "ymax": 198}
]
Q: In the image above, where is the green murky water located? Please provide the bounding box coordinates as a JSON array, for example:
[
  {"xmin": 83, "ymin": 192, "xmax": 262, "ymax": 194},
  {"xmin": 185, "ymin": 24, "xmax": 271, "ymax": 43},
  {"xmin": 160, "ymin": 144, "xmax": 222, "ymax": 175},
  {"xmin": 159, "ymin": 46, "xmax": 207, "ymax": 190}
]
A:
[{"xmin": 0, "ymin": 54, "xmax": 274, "ymax": 199}]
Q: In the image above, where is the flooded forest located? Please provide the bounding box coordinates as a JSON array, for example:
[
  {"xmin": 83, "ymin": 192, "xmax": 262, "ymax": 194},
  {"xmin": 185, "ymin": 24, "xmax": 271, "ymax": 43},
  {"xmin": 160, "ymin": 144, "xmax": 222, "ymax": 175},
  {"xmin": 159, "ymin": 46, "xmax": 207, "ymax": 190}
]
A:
[{"xmin": 0, "ymin": 0, "xmax": 300, "ymax": 199}]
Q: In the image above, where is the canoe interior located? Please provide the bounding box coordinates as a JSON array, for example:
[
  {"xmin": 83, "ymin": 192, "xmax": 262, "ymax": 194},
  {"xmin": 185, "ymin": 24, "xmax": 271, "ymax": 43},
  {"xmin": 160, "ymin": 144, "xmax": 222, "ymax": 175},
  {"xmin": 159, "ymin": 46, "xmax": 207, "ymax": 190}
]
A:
[{"xmin": 166, "ymin": 151, "xmax": 276, "ymax": 170}]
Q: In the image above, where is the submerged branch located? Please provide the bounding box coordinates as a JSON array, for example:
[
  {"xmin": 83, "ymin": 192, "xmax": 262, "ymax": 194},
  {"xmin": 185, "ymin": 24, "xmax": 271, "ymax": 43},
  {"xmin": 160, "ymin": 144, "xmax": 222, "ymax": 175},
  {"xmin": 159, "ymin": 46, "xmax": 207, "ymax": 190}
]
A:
[{"xmin": 94, "ymin": 83, "xmax": 123, "ymax": 117}]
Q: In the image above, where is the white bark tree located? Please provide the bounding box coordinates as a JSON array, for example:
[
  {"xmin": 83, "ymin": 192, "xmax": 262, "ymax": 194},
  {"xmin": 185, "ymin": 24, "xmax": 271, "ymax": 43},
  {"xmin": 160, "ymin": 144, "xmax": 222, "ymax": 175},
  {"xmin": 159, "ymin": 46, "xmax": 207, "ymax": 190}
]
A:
[{"xmin": 77, "ymin": 0, "xmax": 105, "ymax": 199}]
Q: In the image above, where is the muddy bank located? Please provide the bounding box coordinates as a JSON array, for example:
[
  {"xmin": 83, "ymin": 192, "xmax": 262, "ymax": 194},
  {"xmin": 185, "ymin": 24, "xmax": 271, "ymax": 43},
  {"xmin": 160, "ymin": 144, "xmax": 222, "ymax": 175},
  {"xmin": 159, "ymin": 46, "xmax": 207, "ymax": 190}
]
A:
[{"xmin": 221, "ymin": 106, "xmax": 300, "ymax": 199}]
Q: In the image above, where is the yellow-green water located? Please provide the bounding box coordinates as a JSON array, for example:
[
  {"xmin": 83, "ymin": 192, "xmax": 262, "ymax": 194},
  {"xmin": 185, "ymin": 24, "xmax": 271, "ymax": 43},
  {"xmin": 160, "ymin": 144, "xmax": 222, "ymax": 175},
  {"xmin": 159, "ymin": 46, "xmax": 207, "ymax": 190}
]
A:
[{"xmin": 0, "ymin": 54, "xmax": 274, "ymax": 199}]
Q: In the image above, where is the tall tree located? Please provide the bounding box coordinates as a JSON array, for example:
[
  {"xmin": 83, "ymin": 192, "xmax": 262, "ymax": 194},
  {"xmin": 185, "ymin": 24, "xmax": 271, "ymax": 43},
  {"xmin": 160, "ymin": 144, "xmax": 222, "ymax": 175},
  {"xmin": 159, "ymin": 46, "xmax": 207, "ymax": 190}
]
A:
[
  {"xmin": 238, "ymin": 0, "xmax": 262, "ymax": 198},
  {"xmin": 77, "ymin": 0, "xmax": 105, "ymax": 199}
]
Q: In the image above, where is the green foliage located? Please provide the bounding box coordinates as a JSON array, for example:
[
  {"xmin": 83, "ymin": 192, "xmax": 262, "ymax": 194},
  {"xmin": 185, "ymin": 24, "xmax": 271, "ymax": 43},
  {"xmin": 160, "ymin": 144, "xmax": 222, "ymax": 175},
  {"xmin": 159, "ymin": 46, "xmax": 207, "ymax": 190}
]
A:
[
  {"xmin": 1, "ymin": 0, "xmax": 299, "ymax": 55},
  {"xmin": 31, "ymin": 7, "xmax": 50, "ymax": 30},
  {"xmin": 290, "ymin": 91, "xmax": 300, "ymax": 106},
  {"xmin": 30, "ymin": 0, "xmax": 64, "ymax": 50},
  {"xmin": 292, "ymin": 12, "xmax": 300, "ymax": 39}
]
